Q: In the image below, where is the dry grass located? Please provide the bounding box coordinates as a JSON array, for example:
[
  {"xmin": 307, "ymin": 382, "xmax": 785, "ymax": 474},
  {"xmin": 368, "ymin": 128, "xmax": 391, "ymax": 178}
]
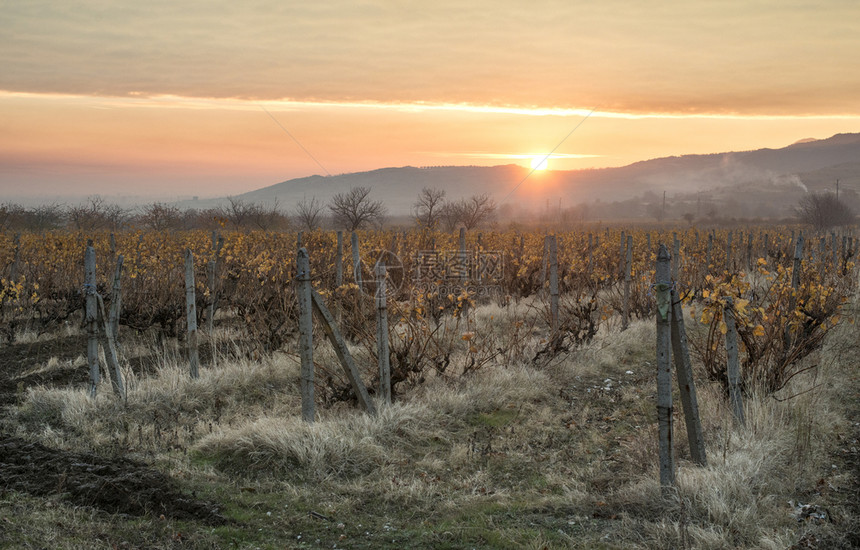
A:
[{"xmin": 3, "ymin": 290, "xmax": 857, "ymax": 548}]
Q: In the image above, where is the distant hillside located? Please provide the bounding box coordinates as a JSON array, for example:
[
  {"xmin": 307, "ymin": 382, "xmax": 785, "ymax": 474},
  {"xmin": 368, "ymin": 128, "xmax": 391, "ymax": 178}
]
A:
[{"xmin": 183, "ymin": 133, "xmax": 860, "ymax": 220}]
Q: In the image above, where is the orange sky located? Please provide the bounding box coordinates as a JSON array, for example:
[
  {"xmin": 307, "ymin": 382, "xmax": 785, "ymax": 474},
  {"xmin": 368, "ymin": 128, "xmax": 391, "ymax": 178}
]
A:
[{"xmin": 2, "ymin": 1, "xmax": 860, "ymax": 203}]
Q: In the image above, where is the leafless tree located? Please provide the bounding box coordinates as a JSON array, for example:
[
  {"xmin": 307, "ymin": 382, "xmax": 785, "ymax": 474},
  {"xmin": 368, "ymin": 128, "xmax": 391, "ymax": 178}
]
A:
[
  {"xmin": 440, "ymin": 193, "xmax": 496, "ymax": 231},
  {"xmin": 412, "ymin": 187, "xmax": 446, "ymax": 228},
  {"xmin": 247, "ymin": 199, "xmax": 290, "ymax": 232},
  {"xmin": 67, "ymin": 196, "xmax": 128, "ymax": 231},
  {"xmin": 328, "ymin": 186, "xmax": 387, "ymax": 231},
  {"xmin": 797, "ymin": 192, "xmax": 855, "ymax": 230},
  {"xmin": 137, "ymin": 202, "xmax": 183, "ymax": 231},
  {"xmin": 294, "ymin": 196, "xmax": 326, "ymax": 230},
  {"xmin": 0, "ymin": 203, "xmax": 23, "ymax": 232},
  {"xmin": 220, "ymin": 197, "xmax": 251, "ymax": 230}
]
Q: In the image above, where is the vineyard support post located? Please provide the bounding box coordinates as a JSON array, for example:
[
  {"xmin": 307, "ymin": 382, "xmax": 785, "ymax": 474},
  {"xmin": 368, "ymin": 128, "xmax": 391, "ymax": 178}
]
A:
[
  {"xmin": 310, "ymin": 290, "xmax": 376, "ymax": 415},
  {"xmin": 726, "ymin": 231, "xmax": 733, "ymax": 271},
  {"xmin": 184, "ymin": 249, "xmax": 200, "ymax": 379},
  {"xmin": 85, "ymin": 244, "xmax": 100, "ymax": 398},
  {"xmin": 672, "ymin": 233, "xmax": 680, "ymax": 283},
  {"xmin": 97, "ymin": 292, "xmax": 125, "ymax": 400},
  {"xmin": 587, "ymin": 233, "xmax": 593, "ymax": 276},
  {"xmin": 297, "ymin": 248, "xmax": 315, "ymax": 422},
  {"xmin": 375, "ymin": 260, "xmax": 391, "ymax": 404},
  {"xmin": 842, "ymin": 235, "xmax": 848, "ymax": 274},
  {"xmin": 10, "ymin": 233, "xmax": 20, "ymax": 283},
  {"xmin": 784, "ymin": 235, "xmax": 804, "ymax": 357},
  {"xmin": 549, "ymin": 235, "xmax": 559, "ymax": 333},
  {"xmin": 746, "ymin": 232, "xmax": 753, "ymax": 271},
  {"xmin": 540, "ymin": 234, "xmax": 549, "ymax": 295},
  {"xmin": 706, "ymin": 233, "xmax": 713, "ymax": 275},
  {"xmin": 655, "ymin": 244, "xmax": 675, "ymax": 488},
  {"xmin": 207, "ymin": 234, "xmax": 223, "ymax": 336},
  {"xmin": 832, "ymin": 233, "xmax": 838, "ymax": 273},
  {"xmin": 108, "ymin": 255, "xmax": 123, "ymax": 345},
  {"xmin": 724, "ymin": 298, "xmax": 745, "ymax": 426},
  {"xmin": 351, "ymin": 232, "xmax": 362, "ymax": 287},
  {"xmin": 670, "ymin": 288, "xmax": 707, "ymax": 466},
  {"xmin": 619, "ymin": 231, "xmax": 626, "ymax": 279},
  {"xmin": 622, "ymin": 235, "xmax": 632, "ymax": 331},
  {"xmin": 336, "ymin": 231, "xmax": 344, "ymax": 287}
]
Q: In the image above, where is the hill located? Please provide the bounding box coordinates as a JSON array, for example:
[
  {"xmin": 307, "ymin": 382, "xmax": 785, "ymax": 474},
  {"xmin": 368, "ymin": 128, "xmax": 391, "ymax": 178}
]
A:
[{"xmin": 184, "ymin": 133, "xmax": 860, "ymax": 220}]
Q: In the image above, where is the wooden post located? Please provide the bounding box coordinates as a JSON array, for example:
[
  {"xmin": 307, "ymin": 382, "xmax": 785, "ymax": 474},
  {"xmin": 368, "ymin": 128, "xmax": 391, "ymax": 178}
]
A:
[
  {"xmin": 108, "ymin": 255, "xmax": 123, "ymax": 344},
  {"xmin": 109, "ymin": 232, "xmax": 116, "ymax": 260},
  {"xmin": 784, "ymin": 235, "xmax": 804, "ymax": 355},
  {"xmin": 619, "ymin": 231, "xmax": 626, "ymax": 280},
  {"xmin": 622, "ymin": 235, "xmax": 632, "ymax": 330},
  {"xmin": 85, "ymin": 245, "xmax": 100, "ymax": 398},
  {"xmin": 376, "ymin": 260, "xmax": 391, "ymax": 404},
  {"xmin": 206, "ymin": 234, "xmax": 222, "ymax": 336},
  {"xmin": 96, "ymin": 293, "xmax": 125, "ymax": 400},
  {"xmin": 726, "ymin": 231, "xmax": 733, "ymax": 271},
  {"xmin": 296, "ymin": 247, "xmax": 314, "ymax": 422},
  {"xmin": 335, "ymin": 231, "xmax": 343, "ymax": 287},
  {"xmin": 672, "ymin": 233, "xmax": 680, "ymax": 283},
  {"xmin": 310, "ymin": 290, "xmax": 376, "ymax": 415},
  {"xmin": 351, "ymin": 231, "xmax": 362, "ymax": 288},
  {"xmin": 10, "ymin": 233, "xmax": 20, "ymax": 283},
  {"xmin": 297, "ymin": 231, "xmax": 303, "ymax": 250},
  {"xmin": 549, "ymin": 235, "xmax": 559, "ymax": 333},
  {"xmin": 724, "ymin": 298, "xmax": 745, "ymax": 427},
  {"xmin": 539, "ymin": 234, "xmax": 549, "ymax": 293},
  {"xmin": 706, "ymin": 233, "xmax": 713, "ymax": 275},
  {"xmin": 184, "ymin": 249, "xmax": 200, "ymax": 379},
  {"xmin": 655, "ymin": 244, "xmax": 675, "ymax": 488},
  {"xmin": 832, "ymin": 233, "xmax": 838, "ymax": 273},
  {"xmin": 587, "ymin": 233, "xmax": 593, "ymax": 276},
  {"xmin": 670, "ymin": 288, "xmax": 707, "ymax": 466},
  {"xmin": 746, "ymin": 232, "xmax": 753, "ymax": 271}
]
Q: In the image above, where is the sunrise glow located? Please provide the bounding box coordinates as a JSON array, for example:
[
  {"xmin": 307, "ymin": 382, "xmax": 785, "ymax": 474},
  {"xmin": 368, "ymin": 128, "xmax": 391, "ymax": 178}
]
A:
[
  {"xmin": 1, "ymin": 1, "xmax": 859, "ymax": 202},
  {"xmin": 530, "ymin": 156, "xmax": 549, "ymax": 171}
]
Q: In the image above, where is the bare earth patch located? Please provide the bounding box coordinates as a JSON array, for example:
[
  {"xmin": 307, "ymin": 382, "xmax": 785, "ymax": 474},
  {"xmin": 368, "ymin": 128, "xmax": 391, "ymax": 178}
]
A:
[{"xmin": 0, "ymin": 433, "xmax": 225, "ymax": 525}]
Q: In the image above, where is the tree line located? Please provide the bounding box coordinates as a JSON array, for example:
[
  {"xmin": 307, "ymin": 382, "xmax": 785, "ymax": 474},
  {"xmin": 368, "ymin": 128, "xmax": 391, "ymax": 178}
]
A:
[
  {"xmin": 1, "ymin": 185, "xmax": 851, "ymax": 233},
  {"xmin": 0, "ymin": 186, "xmax": 497, "ymax": 233}
]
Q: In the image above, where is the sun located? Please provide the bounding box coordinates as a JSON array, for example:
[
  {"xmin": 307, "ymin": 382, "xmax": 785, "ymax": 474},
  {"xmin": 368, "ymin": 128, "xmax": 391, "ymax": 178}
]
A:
[{"xmin": 530, "ymin": 156, "xmax": 549, "ymax": 170}]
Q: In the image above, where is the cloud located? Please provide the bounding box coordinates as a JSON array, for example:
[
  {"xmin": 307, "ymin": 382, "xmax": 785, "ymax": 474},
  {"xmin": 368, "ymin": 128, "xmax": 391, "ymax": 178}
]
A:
[{"xmin": 3, "ymin": 1, "xmax": 860, "ymax": 115}]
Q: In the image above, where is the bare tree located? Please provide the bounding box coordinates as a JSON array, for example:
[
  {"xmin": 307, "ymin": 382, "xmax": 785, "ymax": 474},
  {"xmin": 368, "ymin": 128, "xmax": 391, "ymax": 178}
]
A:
[
  {"xmin": 246, "ymin": 200, "xmax": 290, "ymax": 232},
  {"xmin": 294, "ymin": 196, "xmax": 326, "ymax": 230},
  {"xmin": 797, "ymin": 192, "xmax": 855, "ymax": 230},
  {"xmin": 67, "ymin": 196, "xmax": 128, "ymax": 231},
  {"xmin": 328, "ymin": 186, "xmax": 387, "ymax": 231},
  {"xmin": 137, "ymin": 202, "xmax": 183, "ymax": 231},
  {"xmin": 412, "ymin": 187, "xmax": 446, "ymax": 228},
  {"xmin": 219, "ymin": 197, "xmax": 255, "ymax": 230},
  {"xmin": 440, "ymin": 194, "xmax": 496, "ymax": 231},
  {"xmin": 0, "ymin": 203, "xmax": 23, "ymax": 232}
]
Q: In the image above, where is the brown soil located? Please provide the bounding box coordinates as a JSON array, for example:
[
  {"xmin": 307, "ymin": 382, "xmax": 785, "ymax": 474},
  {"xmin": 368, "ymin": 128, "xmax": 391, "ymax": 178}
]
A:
[{"xmin": 0, "ymin": 434, "xmax": 225, "ymax": 525}]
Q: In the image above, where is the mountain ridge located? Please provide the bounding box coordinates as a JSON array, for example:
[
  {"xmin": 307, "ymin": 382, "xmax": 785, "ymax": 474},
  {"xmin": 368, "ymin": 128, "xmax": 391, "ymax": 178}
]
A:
[{"xmin": 182, "ymin": 133, "xmax": 860, "ymax": 219}]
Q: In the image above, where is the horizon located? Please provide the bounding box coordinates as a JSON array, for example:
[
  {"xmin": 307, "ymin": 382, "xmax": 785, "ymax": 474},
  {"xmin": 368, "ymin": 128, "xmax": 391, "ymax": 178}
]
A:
[{"xmin": 3, "ymin": 2, "xmax": 860, "ymax": 203}]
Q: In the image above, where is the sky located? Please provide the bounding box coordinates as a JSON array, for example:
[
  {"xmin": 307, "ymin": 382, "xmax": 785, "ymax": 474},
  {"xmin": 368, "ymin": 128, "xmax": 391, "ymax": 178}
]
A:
[{"xmin": 2, "ymin": 0, "xmax": 860, "ymax": 203}]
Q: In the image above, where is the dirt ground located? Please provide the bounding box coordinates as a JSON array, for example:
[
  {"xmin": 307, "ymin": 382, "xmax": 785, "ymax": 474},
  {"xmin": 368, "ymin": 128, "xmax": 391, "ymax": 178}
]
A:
[
  {"xmin": 0, "ymin": 434, "xmax": 225, "ymax": 525},
  {"xmin": 0, "ymin": 332, "xmax": 226, "ymax": 526}
]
